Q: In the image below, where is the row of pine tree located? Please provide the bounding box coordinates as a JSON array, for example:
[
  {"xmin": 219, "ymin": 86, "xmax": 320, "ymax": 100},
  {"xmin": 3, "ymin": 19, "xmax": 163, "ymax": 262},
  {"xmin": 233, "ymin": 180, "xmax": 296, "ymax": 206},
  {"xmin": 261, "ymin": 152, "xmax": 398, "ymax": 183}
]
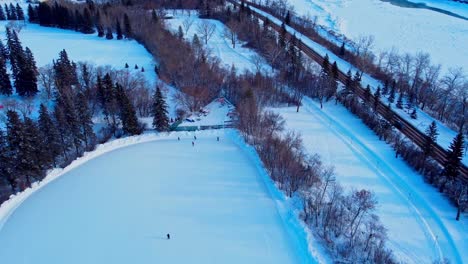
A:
[
  {"xmin": 29, "ymin": 2, "xmax": 133, "ymax": 40},
  {"xmin": 0, "ymin": 27, "xmax": 38, "ymax": 97},
  {"xmin": 0, "ymin": 3, "xmax": 25, "ymax": 21}
]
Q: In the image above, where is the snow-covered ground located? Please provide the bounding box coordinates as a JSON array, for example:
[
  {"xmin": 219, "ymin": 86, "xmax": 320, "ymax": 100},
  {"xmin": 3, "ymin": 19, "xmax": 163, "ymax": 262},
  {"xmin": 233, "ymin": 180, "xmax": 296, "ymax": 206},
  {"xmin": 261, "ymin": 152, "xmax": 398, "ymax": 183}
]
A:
[
  {"xmin": 245, "ymin": 4, "xmax": 468, "ymax": 167},
  {"xmin": 271, "ymin": 99, "xmax": 467, "ymax": 264},
  {"xmin": 166, "ymin": 12, "xmax": 272, "ymax": 74},
  {"xmin": 284, "ymin": 0, "xmax": 468, "ymax": 73},
  {"xmin": 0, "ymin": 22, "xmax": 156, "ymax": 82},
  {"xmin": 0, "ymin": 130, "xmax": 319, "ymax": 264},
  {"xmin": 178, "ymin": 98, "xmax": 235, "ymax": 128}
]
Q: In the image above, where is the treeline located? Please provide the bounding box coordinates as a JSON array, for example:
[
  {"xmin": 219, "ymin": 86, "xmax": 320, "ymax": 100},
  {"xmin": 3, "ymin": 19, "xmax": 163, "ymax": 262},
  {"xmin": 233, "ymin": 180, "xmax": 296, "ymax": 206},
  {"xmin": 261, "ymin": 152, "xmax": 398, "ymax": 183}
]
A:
[
  {"xmin": 0, "ymin": 3, "xmax": 25, "ymax": 21},
  {"xmin": 0, "ymin": 27, "xmax": 38, "ymax": 97}
]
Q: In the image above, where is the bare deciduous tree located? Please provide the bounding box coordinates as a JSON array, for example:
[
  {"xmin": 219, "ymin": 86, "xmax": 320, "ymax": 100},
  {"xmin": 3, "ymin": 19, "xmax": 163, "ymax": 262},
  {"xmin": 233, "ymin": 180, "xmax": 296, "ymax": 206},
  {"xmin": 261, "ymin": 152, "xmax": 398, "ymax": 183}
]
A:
[
  {"xmin": 197, "ymin": 20, "xmax": 216, "ymax": 45},
  {"xmin": 182, "ymin": 16, "xmax": 195, "ymax": 35}
]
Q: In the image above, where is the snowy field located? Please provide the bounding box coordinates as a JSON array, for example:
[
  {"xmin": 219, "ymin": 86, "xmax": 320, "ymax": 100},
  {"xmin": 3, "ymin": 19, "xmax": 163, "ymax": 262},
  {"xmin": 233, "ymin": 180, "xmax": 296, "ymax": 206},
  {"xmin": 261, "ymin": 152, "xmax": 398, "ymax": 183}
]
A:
[
  {"xmin": 246, "ymin": 4, "xmax": 468, "ymax": 167},
  {"xmin": 0, "ymin": 131, "xmax": 317, "ymax": 264},
  {"xmin": 284, "ymin": 0, "xmax": 468, "ymax": 73},
  {"xmin": 0, "ymin": 22, "xmax": 156, "ymax": 83},
  {"xmin": 179, "ymin": 98, "xmax": 235, "ymax": 128},
  {"xmin": 272, "ymin": 99, "xmax": 467, "ymax": 264},
  {"xmin": 166, "ymin": 12, "xmax": 272, "ymax": 74}
]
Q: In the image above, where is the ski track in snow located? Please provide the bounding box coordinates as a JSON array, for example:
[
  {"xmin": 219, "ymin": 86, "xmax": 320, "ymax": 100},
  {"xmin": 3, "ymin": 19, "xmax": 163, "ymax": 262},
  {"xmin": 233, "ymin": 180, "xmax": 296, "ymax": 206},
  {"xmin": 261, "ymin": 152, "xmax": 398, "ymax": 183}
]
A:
[{"xmin": 297, "ymin": 97, "xmax": 462, "ymax": 263}]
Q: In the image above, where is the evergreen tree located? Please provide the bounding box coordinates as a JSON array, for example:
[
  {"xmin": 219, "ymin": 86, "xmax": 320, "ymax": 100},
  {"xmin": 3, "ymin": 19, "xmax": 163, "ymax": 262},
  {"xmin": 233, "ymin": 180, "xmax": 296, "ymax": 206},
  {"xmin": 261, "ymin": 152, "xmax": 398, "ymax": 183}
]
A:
[
  {"xmin": 105, "ymin": 27, "xmax": 113, "ymax": 39},
  {"xmin": 116, "ymin": 19, "xmax": 123, "ymax": 40},
  {"xmin": 339, "ymin": 42, "xmax": 345, "ymax": 56},
  {"xmin": 352, "ymin": 71, "xmax": 361, "ymax": 88},
  {"xmin": 178, "ymin": 25, "xmax": 184, "ymax": 39},
  {"xmin": 27, "ymin": 4, "xmax": 37, "ymax": 23},
  {"xmin": 95, "ymin": 10, "xmax": 104, "ymax": 37},
  {"xmin": 125, "ymin": 63, "xmax": 129, "ymax": 68},
  {"xmin": 123, "ymin": 13, "xmax": 132, "ymax": 38},
  {"xmin": 442, "ymin": 133, "xmax": 464, "ymax": 189},
  {"xmin": 134, "ymin": 64, "xmax": 138, "ymax": 69},
  {"xmin": 57, "ymin": 95, "xmax": 83, "ymax": 156},
  {"xmin": 53, "ymin": 49, "xmax": 78, "ymax": 90},
  {"xmin": 152, "ymin": 87, "xmax": 170, "ymax": 131},
  {"xmin": 279, "ymin": 22, "xmax": 286, "ymax": 48},
  {"xmin": 14, "ymin": 46, "xmax": 38, "ymax": 97},
  {"xmin": 396, "ymin": 92, "xmax": 403, "ymax": 109},
  {"xmin": 53, "ymin": 102, "xmax": 72, "ymax": 161},
  {"xmin": 423, "ymin": 121, "xmax": 438, "ymax": 160},
  {"xmin": 141, "ymin": 67, "xmax": 144, "ymax": 72},
  {"xmin": 74, "ymin": 9, "xmax": 83, "ymax": 32},
  {"xmin": 331, "ymin": 61, "xmax": 339, "ymax": 80},
  {"xmin": 364, "ymin": 85, "xmax": 371, "ymax": 101},
  {"xmin": 0, "ymin": 129, "xmax": 11, "ymax": 191},
  {"xmin": 0, "ymin": 39, "xmax": 7, "ymax": 60},
  {"xmin": 4, "ymin": 4, "xmax": 11, "ymax": 20},
  {"xmin": 5, "ymin": 110, "xmax": 23, "ymax": 190},
  {"xmin": 0, "ymin": 5, "xmax": 5, "ymax": 20},
  {"xmin": 15, "ymin": 4, "xmax": 24, "ymax": 21},
  {"xmin": 382, "ymin": 80, "xmax": 389, "ymax": 95},
  {"xmin": 38, "ymin": 104, "xmax": 61, "ymax": 167},
  {"xmin": 22, "ymin": 116, "xmax": 46, "ymax": 179},
  {"xmin": 388, "ymin": 81, "xmax": 396, "ymax": 103},
  {"xmin": 8, "ymin": 3, "xmax": 17, "ymax": 20},
  {"xmin": 345, "ymin": 70, "xmax": 353, "ymax": 92},
  {"xmin": 373, "ymin": 86, "xmax": 381, "ymax": 111},
  {"xmin": 0, "ymin": 56, "xmax": 12, "ymax": 96},
  {"xmin": 116, "ymin": 83, "xmax": 141, "ymax": 135},
  {"xmin": 6, "ymin": 27, "xmax": 23, "ymax": 77},
  {"xmin": 322, "ymin": 54, "xmax": 330, "ymax": 75},
  {"xmin": 37, "ymin": 2, "xmax": 52, "ymax": 26},
  {"xmin": 284, "ymin": 11, "xmax": 290, "ymax": 25},
  {"xmin": 151, "ymin": 9, "xmax": 158, "ymax": 23},
  {"xmin": 410, "ymin": 107, "xmax": 417, "ymax": 119},
  {"xmin": 76, "ymin": 92, "xmax": 96, "ymax": 149},
  {"xmin": 82, "ymin": 8, "xmax": 95, "ymax": 34}
]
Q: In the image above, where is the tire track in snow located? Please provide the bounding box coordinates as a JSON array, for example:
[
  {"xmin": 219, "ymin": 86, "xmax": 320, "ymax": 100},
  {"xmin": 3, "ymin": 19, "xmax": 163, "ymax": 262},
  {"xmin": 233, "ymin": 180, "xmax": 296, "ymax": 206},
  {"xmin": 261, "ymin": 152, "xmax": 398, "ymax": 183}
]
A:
[{"xmin": 298, "ymin": 97, "xmax": 462, "ymax": 263}]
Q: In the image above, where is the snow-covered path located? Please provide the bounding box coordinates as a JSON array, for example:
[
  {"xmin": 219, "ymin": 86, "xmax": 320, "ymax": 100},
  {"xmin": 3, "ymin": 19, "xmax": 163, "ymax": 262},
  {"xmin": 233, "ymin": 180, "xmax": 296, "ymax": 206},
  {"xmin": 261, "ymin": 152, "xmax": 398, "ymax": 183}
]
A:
[
  {"xmin": 273, "ymin": 100, "xmax": 467, "ymax": 264},
  {"xmin": 0, "ymin": 131, "xmax": 314, "ymax": 264}
]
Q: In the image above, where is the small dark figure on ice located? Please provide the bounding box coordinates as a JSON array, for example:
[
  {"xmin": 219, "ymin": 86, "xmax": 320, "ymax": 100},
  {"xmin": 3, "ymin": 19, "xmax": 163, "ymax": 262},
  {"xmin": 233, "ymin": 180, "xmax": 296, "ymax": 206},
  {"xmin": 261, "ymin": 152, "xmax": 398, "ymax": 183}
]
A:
[
  {"xmin": 217, "ymin": 136, "xmax": 219, "ymax": 141},
  {"xmin": 177, "ymin": 136, "xmax": 180, "ymax": 141},
  {"xmin": 194, "ymin": 135, "xmax": 197, "ymax": 140},
  {"xmin": 192, "ymin": 141, "xmax": 195, "ymax": 147},
  {"xmin": 167, "ymin": 233, "xmax": 170, "ymax": 239}
]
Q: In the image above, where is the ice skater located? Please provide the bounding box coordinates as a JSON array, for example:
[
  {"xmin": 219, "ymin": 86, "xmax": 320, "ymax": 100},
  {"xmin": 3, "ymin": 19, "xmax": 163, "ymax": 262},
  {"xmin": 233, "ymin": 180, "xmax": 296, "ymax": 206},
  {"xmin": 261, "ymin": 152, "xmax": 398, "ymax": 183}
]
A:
[
  {"xmin": 192, "ymin": 141, "xmax": 195, "ymax": 147},
  {"xmin": 217, "ymin": 136, "xmax": 219, "ymax": 141},
  {"xmin": 194, "ymin": 135, "xmax": 197, "ymax": 140},
  {"xmin": 167, "ymin": 233, "xmax": 170, "ymax": 240},
  {"xmin": 177, "ymin": 136, "xmax": 180, "ymax": 141}
]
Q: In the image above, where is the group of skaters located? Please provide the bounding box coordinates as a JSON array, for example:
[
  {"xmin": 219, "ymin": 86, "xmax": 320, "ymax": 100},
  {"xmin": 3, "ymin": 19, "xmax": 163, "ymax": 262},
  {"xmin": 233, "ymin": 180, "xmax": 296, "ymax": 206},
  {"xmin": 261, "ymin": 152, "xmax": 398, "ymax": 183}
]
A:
[{"xmin": 176, "ymin": 135, "xmax": 220, "ymax": 146}]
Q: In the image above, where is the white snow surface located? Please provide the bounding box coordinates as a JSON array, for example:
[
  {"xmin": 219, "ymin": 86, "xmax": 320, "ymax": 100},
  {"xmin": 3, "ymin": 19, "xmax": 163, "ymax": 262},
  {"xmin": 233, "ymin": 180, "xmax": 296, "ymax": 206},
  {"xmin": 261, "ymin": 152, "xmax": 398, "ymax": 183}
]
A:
[
  {"xmin": 166, "ymin": 12, "xmax": 272, "ymax": 74},
  {"xmin": 0, "ymin": 22, "xmax": 156, "ymax": 83},
  {"xmin": 179, "ymin": 98, "xmax": 235, "ymax": 127},
  {"xmin": 271, "ymin": 98, "xmax": 467, "ymax": 264},
  {"xmin": 279, "ymin": 0, "xmax": 468, "ymax": 73},
  {"xmin": 0, "ymin": 130, "xmax": 322, "ymax": 264},
  {"xmin": 245, "ymin": 4, "xmax": 468, "ymax": 166}
]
